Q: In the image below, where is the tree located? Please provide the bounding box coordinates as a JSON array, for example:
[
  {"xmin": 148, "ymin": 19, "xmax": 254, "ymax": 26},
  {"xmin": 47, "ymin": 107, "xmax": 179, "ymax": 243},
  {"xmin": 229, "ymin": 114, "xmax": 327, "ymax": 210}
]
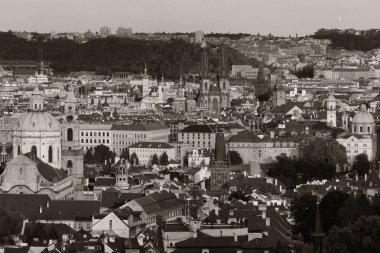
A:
[
  {"xmin": 352, "ymin": 153, "xmax": 371, "ymax": 176},
  {"xmin": 94, "ymin": 144, "xmax": 116, "ymax": 164},
  {"xmin": 23, "ymin": 222, "xmax": 48, "ymax": 244},
  {"xmin": 290, "ymin": 193, "xmax": 318, "ymax": 242},
  {"xmin": 319, "ymin": 190, "xmax": 350, "ymax": 233},
  {"xmin": 120, "ymin": 149, "xmax": 129, "ymax": 161},
  {"xmin": 160, "ymin": 152, "xmax": 169, "ymax": 166},
  {"xmin": 0, "ymin": 209, "xmax": 17, "ymax": 244},
  {"xmin": 270, "ymin": 240, "xmax": 292, "ymax": 253},
  {"xmin": 151, "ymin": 154, "xmax": 159, "ymax": 165},
  {"xmin": 300, "ymin": 137, "xmax": 347, "ymax": 167},
  {"xmin": 336, "ymin": 193, "xmax": 374, "ymax": 227},
  {"xmin": 228, "ymin": 190, "xmax": 249, "ymax": 202},
  {"xmin": 84, "ymin": 149, "xmax": 94, "ymax": 164},
  {"xmin": 325, "ymin": 216, "xmax": 380, "ymax": 253},
  {"xmin": 228, "ymin": 151, "xmax": 243, "ymax": 165},
  {"xmin": 48, "ymin": 224, "xmax": 59, "ymax": 240},
  {"xmin": 129, "ymin": 152, "xmax": 139, "ymax": 165}
]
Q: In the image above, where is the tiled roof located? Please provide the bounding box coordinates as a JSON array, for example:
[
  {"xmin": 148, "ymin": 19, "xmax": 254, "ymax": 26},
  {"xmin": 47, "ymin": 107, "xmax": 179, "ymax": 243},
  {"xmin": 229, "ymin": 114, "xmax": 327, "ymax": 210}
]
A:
[
  {"xmin": 24, "ymin": 153, "xmax": 66, "ymax": 182},
  {"xmin": 229, "ymin": 130, "xmax": 260, "ymax": 143},
  {"xmin": 38, "ymin": 200, "xmax": 100, "ymax": 221},
  {"xmin": 180, "ymin": 125, "xmax": 214, "ymax": 133},
  {"xmin": 0, "ymin": 194, "xmax": 50, "ymax": 221},
  {"xmin": 129, "ymin": 142, "xmax": 174, "ymax": 149},
  {"xmin": 94, "ymin": 177, "xmax": 116, "ymax": 187},
  {"xmin": 132, "ymin": 190, "xmax": 183, "ymax": 215},
  {"xmin": 111, "ymin": 123, "xmax": 167, "ymax": 131}
]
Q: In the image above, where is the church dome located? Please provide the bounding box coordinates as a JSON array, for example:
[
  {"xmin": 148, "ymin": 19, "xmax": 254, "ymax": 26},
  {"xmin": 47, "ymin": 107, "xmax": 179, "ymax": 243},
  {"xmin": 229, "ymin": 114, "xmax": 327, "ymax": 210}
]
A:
[
  {"xmin": 16, "ymin": 112, "xmax": 60, "ymax": 132},
  {"xmin": 352, "ymin": 104, "xmax": 374, "ymax": 125}
]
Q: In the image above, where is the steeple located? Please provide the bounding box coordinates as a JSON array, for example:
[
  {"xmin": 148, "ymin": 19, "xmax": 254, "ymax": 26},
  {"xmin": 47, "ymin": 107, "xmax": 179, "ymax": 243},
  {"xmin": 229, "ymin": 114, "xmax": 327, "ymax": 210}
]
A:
[
  {"xmin": 312, "ymin": 203, "xmax": 325, "ymax": 253},
  {"xmin": 214, "ymin": 132, "xmax": 226, "ymax": 162}
]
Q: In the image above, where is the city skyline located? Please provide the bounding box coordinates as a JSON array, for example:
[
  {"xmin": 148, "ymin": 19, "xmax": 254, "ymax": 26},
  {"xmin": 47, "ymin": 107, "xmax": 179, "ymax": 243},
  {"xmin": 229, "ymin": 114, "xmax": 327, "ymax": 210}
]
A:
[{"xmin": 1, "ymin": 0, "xmax": 380, "ymax": 36}]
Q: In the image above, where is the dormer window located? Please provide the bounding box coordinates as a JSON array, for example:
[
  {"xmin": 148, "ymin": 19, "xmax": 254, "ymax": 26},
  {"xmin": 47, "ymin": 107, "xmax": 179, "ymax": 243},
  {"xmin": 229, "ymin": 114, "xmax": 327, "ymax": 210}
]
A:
[
  {"xmin": 32, "ymin": 122, "xmax": 35, "ymax": 128},
  {"xmin": 48, "ymin": 122, "xmax": 52, "ymax": 128}
]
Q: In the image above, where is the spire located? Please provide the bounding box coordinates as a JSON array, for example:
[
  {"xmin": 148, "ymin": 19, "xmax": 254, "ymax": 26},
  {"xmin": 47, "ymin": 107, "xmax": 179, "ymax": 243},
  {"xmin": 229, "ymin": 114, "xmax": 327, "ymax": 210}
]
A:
[
  {"xmin": 214, "ymin": 132, "xmax": 226, "ymax": 162},
  {"xmin": 312, "ymin": 203, "xmax": 325, "ymax": 253},
  {"xmin": 144, "ymin": 62, "xmax": 147, "ymax": 75}
]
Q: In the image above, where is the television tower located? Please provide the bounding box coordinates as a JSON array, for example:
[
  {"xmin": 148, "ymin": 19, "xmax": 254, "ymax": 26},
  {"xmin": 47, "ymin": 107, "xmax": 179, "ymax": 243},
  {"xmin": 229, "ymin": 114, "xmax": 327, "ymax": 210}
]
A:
[{"xmin": 338, "ymin": 10, "xmax": 342, "ymax": 30}]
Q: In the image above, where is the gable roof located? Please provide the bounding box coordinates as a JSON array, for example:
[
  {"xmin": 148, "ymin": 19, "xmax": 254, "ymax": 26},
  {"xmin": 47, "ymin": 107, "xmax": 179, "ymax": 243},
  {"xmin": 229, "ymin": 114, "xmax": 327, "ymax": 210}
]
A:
[
  {"xmin": 0, "ymin": 194, "xmax": 50, "ymax": 221},
  {"xmin": 131, "ymin": 191, "xmax": 183, "ymax": 215},
  {"xmin": 38, "ymin": 200, "xmax": 100, "ymax": 221},
  {"xmin": 229, "ymin": 130, "xmax": 260, "ymax": 143},
  {"xmin": 180, "ymin": 125, "xmax": 214, "ymax": 133}
]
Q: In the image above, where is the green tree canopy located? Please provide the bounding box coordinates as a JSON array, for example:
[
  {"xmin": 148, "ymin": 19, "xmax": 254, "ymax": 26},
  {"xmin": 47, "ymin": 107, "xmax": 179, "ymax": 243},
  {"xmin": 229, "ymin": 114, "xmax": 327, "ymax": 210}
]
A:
[
  {"xmin": 352, "ymin": 153, "xmax": 371, "ymax": 176},
  {"xmin": 129, "ymin": 152, "xmax": 139, "ymax": 166},
  {"xmin": 160, "ymin": 152, "xmax": 169, "ymax": 166},
  {"xmin": 228, "ymin": 150, "xmax": 243, "ymax": 165},
  {"xmin": 320, "ymin": 190, "xmax": 350, "ymax": 232},
  {"xmin": 151, "ymin": 154, "xmax": 159, "ymax": 165},
  {"xmin": 325, "ymin": 215, "xmax": 380, "ymax": 253},
  {"xmin": 290, "ymin": 193, "xmax": 317, "ymax": 242}
]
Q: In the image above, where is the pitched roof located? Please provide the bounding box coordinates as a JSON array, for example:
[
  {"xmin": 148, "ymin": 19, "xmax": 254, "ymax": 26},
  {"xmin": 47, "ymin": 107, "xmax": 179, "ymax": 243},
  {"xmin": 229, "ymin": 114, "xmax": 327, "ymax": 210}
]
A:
[
  {"xmin": 24, "ymin": 152, "xmax": 66, "ymax": 182},
  {"xmin": 38, "ymin": 200, "xmax": 100, "ymax": 221},
  {"xmin": 229, "ymin": 130, "xmax": 260, "ymax": 143},
  {"xmin": 0, "ymin": 194, "xmax": 50, "ymax": 221},
  {"xmin": 129, "ymin": 142, "xmax": 174, "ymax": 149},
  {"xmin": 111, "ymin": 123, "xmax": 167, "ymax": 131},
  {"xmin": 94, "ymin": 177, "xmax": 116, "ymax": 187},
  {"xmin": 180, "ymin": 125, "xmax": 214, "ymax": 133},
  {"xmin": 132, "ymin": 190, "xmax": 183, "ymax": 215}
]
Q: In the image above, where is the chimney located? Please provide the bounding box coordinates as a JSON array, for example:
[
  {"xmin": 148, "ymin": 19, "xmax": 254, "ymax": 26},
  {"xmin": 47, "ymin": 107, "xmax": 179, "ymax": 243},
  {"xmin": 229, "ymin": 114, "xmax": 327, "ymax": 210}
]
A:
[
  {"xmin": 269, "ymin": 131, "xmax": 275, "ymax": 138},
  {"xmin": 47, "ymin": 201, "xmax": 49, "ymax": 208},
  {"xmin": 262, "ymin": 210, "xmax": 266, "ymax": 219},
  {"xmin": 365, "ymin": 173, "xmax": 368, "ymax": 181},
  {"xmin": 274, "ymin": 178, "xmax": 278, "ymax": 186},
  {"xmin": 266, "ymin": 218, "xmax": 270, "ymax": 227},
  {"xmin": 215, "ymin": 204, "xmax": 219, "ymax": 216},
  {"xmin": 137, "ymin": 235, "xmax": 144, "ymax": 246},
  {"xmin": 220, "ymin": 231, "xmax": 223, "ymax": 237},
  {"xmin": 193, "ymin": 232, "xmax": 197, "ymax": 238},
  {"xmin": 356, "ymin": 173, "xmax": 358, "ymax": 181},
  {"xmin": 39, "ymin": 206, "xmax": 43, "ymax": 214},
  {"xmin": 233, "ymin": 233, "xmax": 237, "ymax": 242},
  {"xmin": 201, "ymin": 180, "xmax": 206, "ymax": 191}
]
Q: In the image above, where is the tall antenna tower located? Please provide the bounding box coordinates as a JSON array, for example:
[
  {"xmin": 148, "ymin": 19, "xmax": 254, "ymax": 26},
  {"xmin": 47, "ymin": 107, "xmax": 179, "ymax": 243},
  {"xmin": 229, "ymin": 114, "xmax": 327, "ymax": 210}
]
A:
[{"xmin": 338, "ymin": 10, "xmax": 342, "ymax": 30}]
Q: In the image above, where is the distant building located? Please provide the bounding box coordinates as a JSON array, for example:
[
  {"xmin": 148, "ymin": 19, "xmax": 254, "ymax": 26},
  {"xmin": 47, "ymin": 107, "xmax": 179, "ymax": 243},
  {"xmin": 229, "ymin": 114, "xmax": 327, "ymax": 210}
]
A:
[
  {"xmin": 194, "ymin": 31, "xmax": 205, "ymax": 44},
  {"xmin": 100, "ymin": 26, "xmax": 111, "ymax": 37},
  {"xmin": 210, "ymin": 132, "xmax": 230, "ymax": 191},
  {"xmin": 116, "ymin": 27, "xmax": 132, "ymax": 37},
  {"xmin": 128, "ymin": 142, "xmax": 175, "ymax": 165}
]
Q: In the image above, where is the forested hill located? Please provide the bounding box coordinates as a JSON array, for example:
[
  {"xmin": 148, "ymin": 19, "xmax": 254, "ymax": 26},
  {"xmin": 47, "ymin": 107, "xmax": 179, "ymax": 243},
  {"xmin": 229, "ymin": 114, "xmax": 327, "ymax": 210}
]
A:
[
  {"xmin": 0, "ymin": 32, "xmax": 254, "ymax": 79},
  {"xmin": 312, "ymin": 29, "xmax": 380, "ymax": 51}
]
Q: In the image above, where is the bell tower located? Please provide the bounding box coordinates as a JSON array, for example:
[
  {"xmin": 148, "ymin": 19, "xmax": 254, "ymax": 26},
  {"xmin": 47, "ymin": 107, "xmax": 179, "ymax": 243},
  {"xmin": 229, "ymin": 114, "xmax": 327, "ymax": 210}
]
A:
[{"xmin": 326, "ymin": 94, "xmax": 336, "ymax": 127}]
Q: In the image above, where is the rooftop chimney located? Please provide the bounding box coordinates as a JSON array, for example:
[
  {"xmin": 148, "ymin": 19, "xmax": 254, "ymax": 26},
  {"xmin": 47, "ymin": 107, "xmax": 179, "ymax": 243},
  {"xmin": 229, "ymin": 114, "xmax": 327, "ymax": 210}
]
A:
[{"xmin": 233, "ymin": 233, "xmax": 237, "ymax": 242}]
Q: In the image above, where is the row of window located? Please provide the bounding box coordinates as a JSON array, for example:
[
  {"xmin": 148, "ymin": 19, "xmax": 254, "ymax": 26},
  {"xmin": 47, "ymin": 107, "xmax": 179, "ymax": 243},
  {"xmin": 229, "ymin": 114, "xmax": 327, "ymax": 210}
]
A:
[
  {"xmin": 81, "ymin": 139, "xmax": 110, "ymax": 144},
  {"xmin": 181, "ymin": 133, "xmax": 212, "ymax": 139},
  {"xmin": 81, "ymin": 131, "xmax": 110, "ymax": 137},
  {"xmin": 347, "ymin": 150, "xmax": 367, "ymax": 154},
  {"xmin": 345, "ymin": 143, "xmax": 367, "ymax": 147}
]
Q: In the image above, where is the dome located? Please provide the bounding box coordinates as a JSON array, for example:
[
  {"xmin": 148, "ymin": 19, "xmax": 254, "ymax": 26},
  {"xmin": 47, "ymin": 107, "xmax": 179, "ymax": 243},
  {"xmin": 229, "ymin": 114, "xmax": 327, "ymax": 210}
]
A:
[
  {"xmin": 16, "ymin": 112, "xmax": 60, "ymax": 132},
  {"xmin": 352, "ymin": 104, "xmax": 374, "ymax": 125}
]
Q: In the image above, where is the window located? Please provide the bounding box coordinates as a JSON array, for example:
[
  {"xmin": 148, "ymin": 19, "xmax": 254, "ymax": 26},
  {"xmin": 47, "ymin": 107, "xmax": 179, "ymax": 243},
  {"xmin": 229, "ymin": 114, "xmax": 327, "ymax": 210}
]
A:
[
  {"xmin": 368, "ymin": 126, "xmax": 371, "ymax": 133},
  {"xmin": 359, "ymin": 126, "xmax": 363, "ymax": 133},
  {"xmin": 258, "ymin": 150, "xmax": 262, "ymax": 158},
  {"xmin": 109, "ymin": 220, "xmax": 112, "ymax": 230},
  {"xmin": 31, "ymin": 146, "xmax": 37, "ymax": 156},
  {"xmin": 81, "ymin": 132, "xmax": 84, "ymax": 136},
  {"xmin": 48, "ymin": 146, "xmax": 53, "ymax": 163},
  {"xmin": 67, "ymin": 128, "xmax": 73, "ymax": 141}
]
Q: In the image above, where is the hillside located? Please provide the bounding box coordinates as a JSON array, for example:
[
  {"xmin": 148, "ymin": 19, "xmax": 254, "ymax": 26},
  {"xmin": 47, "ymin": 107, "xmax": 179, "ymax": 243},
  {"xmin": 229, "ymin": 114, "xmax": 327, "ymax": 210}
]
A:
[
  {"xmin": 313, "ymin": 29, "xmax": 380, "ymax": 51},
  {"xmin": 0, "ymin": 32, "xmax": 255, "ymax": 79}
]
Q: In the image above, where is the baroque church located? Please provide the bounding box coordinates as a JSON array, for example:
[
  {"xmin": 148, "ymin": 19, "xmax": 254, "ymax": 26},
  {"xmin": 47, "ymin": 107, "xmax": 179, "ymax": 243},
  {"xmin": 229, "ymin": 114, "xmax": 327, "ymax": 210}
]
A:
[
  {"xmin": 0, "ymin": 87, "xmax": 84, "ymax": 200},
  {"xmin": 198, "ymin": 45, "xmax": 231, "ymax": 114}
]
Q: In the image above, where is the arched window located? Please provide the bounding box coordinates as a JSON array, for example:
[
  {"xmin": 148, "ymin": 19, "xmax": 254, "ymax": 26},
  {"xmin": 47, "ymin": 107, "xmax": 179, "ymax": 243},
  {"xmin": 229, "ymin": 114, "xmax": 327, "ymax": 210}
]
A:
[
  {"xmin": 48, "ymin": 146, "xmax": 53, "ymax": 163},
  {"xmin": 67, "ymin": 128, "xmax": 73, "ymax": 141},
  {"xmin": 368, "ymin": 126, "xmax": 371, "ymax": 134},
  {"xmin": 67, "ymin": 160, "xmax": 73, "ymax": 168},
  {"xmin": 31, "ymin": 146, "xmax": 37, "ymax": 156},
  {"xmin": 360, "ymin": 126, "xmax": 363, "ymax": 133},
  {"xmin": 18, "ymin": 145, "xmax": 21, "ymax": 155},
  {"xmin": 353, "ymin": 126, "xmax": 357, "ymax": 133}
]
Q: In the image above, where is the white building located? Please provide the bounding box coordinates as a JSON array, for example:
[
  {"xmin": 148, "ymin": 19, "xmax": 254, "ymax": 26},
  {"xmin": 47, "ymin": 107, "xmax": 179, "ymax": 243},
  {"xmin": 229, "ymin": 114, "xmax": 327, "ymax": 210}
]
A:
[{"xmin": 129, "ymin": 142, "xmax": 175, "ymax": 165}]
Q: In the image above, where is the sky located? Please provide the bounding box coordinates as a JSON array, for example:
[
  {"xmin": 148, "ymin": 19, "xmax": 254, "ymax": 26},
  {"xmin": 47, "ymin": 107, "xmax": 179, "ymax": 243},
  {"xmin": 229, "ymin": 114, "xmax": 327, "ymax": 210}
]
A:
[{"xmin": 1, "ymin": 0, "xmax": 380, "ymax": 36}]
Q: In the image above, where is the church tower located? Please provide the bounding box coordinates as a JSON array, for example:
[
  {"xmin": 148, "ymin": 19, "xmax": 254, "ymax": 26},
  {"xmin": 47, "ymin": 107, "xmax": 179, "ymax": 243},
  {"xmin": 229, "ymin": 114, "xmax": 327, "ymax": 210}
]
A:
[
  {"xmin": 115, "ymin": 160, "xmax": 130, "ymax": 190},
  {"xmin": 210, "ymin": 131, "xmax": 230, "ymax": 191},
  {"xmin": 61, "ymin": 87, "xmax": 84, "ymax": 200},
  {"xmin": 326, "ymin": 94, "xmax": 336, "ymax": 127}
]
